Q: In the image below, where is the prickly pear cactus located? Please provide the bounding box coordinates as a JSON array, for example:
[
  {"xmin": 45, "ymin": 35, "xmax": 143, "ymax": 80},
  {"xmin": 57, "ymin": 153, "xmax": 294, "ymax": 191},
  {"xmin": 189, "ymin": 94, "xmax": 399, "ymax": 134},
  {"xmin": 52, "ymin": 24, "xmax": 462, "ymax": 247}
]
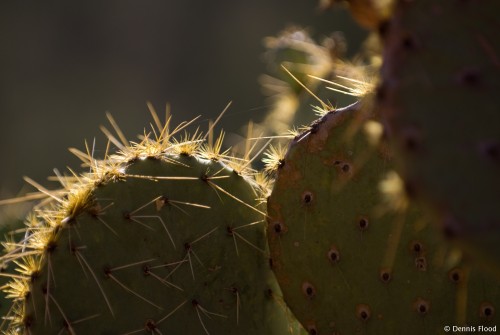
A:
[
  {"xmin": 378, "ymin": 0, "xmax": 500, "ymax": 265},
  {"xmin": 266, "ymin": 102, "xmax": 500, "ymax": 334},
  {"xmin": 0, "ymin": 115, "xmax": 305, "ymax": 334}
]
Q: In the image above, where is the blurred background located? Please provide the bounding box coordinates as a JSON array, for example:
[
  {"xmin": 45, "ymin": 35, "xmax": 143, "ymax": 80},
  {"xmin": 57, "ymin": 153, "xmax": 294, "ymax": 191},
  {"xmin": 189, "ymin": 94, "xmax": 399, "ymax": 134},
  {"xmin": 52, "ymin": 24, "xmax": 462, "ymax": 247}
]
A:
[{"xmin": 0, "ymin": 1, "xmax": 366, "ymax": 209}]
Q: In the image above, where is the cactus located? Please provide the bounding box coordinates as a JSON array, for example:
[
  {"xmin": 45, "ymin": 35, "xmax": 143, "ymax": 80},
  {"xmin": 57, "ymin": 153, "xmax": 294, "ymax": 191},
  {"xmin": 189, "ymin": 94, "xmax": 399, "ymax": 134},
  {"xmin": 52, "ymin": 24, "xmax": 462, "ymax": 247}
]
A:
[
  {"xmin": 0, "ymin": 113, "xmax": 305, "ymax": 334},
  {"xmin": 378, "ymin": 0, "xmax": 500, "ymax": 266},
  {"xmin": 1, "ymin": 1, "xmax": 499, "ymax": 334},
  {"xmin": 266, "ymin": 100, "xmax": 500, "ymax": 334}
]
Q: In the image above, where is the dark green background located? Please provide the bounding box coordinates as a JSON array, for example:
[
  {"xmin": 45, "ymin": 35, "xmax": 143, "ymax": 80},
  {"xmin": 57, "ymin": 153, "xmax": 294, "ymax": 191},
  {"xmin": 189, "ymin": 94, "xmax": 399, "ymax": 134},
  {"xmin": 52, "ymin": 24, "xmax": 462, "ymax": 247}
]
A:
[{"xmin": 0, "ymin": 1, "xmax": 365, "ymax": 205}]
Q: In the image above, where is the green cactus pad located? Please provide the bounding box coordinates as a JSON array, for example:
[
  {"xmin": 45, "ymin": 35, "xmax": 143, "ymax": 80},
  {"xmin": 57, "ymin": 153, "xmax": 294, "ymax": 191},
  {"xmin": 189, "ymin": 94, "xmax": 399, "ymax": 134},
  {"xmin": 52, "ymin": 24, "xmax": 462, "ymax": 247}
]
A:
[
  {"xmin": 267, "ymin": 102, "xmax": 500, "ymax": 334},
  {"xmin": 1, "ymin": 117, "xmax": 305, "ymax": 335},
  {"xmin": 378, "ymin": 0, "xmax": 500, "ymax": 265}
]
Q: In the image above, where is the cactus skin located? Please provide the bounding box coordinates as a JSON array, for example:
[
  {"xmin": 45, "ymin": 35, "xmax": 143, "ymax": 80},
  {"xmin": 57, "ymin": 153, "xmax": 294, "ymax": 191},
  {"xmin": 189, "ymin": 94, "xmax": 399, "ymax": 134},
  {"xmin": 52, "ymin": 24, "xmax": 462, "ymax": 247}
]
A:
[
  {"xmin": 1, "ymin": 118, "xmax": 305, "ymax": 334},
  {"xmin": 378, "ymin": 0, "xmax": 500, "ymax": 265},
  {"xmin": 267, "ymin": 102, "xmax": 499, "ymax": 334}
]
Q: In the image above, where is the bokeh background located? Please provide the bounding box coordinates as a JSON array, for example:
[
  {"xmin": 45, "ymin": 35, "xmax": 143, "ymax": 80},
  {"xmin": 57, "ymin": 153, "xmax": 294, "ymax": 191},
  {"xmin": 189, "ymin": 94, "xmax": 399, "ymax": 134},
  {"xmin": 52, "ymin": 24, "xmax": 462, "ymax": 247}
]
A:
[{"xmin": 0, "ymin": 1, "xmax": 366, "ymax": 209}]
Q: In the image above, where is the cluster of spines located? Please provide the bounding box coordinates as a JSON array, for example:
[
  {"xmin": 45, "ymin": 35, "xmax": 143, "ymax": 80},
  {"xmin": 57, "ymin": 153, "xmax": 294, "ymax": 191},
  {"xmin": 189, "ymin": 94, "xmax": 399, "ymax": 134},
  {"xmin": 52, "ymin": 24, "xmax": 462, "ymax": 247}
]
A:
[{"xmin": 0, "ymin": 104, "xmax": 280, "ymax": 334}]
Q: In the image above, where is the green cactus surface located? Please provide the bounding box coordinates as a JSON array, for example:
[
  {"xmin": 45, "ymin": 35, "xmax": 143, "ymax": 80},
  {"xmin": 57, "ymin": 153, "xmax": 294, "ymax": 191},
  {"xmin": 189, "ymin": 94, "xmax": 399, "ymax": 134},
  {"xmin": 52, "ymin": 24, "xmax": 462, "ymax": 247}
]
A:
[
  {"xmin": 378, "ymin": 0, "xmax": 500, "ymax": 266},
  {"xmin": 266, "ymin": 101, "xmax": 500, "ymax": 334},
  {"xmin": 0, "ymin": 115, "xmax": 305, "ymax": 335}
]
